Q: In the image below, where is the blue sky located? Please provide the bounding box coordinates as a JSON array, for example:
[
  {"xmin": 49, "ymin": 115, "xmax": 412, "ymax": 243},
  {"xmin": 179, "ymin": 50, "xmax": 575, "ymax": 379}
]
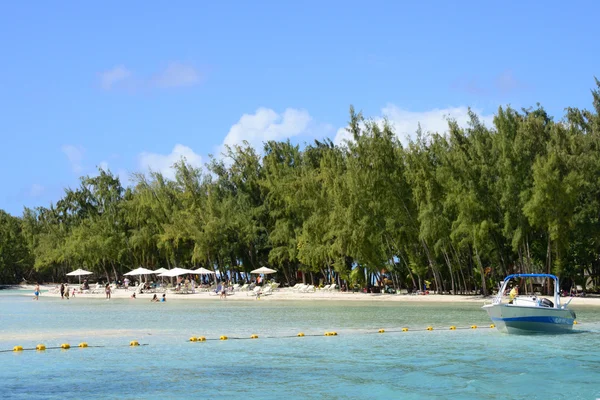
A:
[{"xmin": 1, "ymin": 0, "xmax": 599, "ymax": 215}]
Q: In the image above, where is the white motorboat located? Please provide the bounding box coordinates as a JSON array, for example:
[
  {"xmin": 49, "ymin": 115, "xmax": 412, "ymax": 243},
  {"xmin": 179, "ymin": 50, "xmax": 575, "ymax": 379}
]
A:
[{"xmin": 482, "ymin": 273, "xmax": 576, "ymax": 334}]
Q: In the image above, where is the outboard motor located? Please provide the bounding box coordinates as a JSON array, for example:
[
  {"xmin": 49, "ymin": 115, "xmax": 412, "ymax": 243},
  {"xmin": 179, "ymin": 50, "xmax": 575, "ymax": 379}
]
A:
[{"xmin": 539, "ymin": 298, "xmax": 554, "ymax": 308}]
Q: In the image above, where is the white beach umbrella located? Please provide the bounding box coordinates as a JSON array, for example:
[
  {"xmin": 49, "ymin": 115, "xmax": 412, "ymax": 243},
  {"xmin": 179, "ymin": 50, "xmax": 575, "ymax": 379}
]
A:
[
  {"xmin": 124, "ymin": 267, "xmax": 156, "ymax": 285},
  {"xmin": 193, "ymin": 267, "xmax": 217, "ymax": 285},
  {"xmin": 124, "ymin": 267, "xmax": 155, "ymax": 276},
  {"xmin": 153, "ymin": 268, "xmax": 169, "ymax": 274},
  {"xmin": 66, "ymin": 268, "xmax": 93, "ymax": 284},
  {"xmin": 250, "ymin": 267, "xmax": 277, "ymax": 275},
  {"xmin": 250, "ymin": 267, "xmax": 277, "ymax": 284},
  {"xmin": 158, "ymin": 267, "xmax": 195, "ymax": 277},
  {"xmin": 192, "ymin": 267, "xmax": 216, "ymax": 275}
]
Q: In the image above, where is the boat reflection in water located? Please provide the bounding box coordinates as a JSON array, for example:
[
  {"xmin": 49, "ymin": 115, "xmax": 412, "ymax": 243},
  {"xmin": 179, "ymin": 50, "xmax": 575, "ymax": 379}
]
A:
[{"xmin": 482, "ymin": 274, "xmax": 576, "ymax": 334}]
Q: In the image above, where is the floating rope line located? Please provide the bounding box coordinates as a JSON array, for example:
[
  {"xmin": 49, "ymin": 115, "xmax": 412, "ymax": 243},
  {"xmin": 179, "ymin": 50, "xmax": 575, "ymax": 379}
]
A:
[
  {"xmin": 8, "ymin": 322, "xmax": 583, "ymax": 353},
  {"xmin": 1, "ymin": 343, "xmax": 148, "ymax": 353}
]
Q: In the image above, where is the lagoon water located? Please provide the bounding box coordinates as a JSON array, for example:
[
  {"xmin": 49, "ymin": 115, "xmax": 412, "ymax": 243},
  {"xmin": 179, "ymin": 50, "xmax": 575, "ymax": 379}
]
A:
[{"xmin": 1, "ymin": 291, "xmax": 600, "ymax": 399}]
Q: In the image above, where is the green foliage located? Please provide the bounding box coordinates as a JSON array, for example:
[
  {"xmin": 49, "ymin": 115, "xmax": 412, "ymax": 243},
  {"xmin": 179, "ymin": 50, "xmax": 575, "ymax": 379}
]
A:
[{"xmin": 3, "ymin": 80, "xmax": 600, "ymax": 290}]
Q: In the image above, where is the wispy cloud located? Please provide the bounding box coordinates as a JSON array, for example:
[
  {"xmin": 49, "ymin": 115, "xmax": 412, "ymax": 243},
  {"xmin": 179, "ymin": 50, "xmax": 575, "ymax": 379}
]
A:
[
  {"xmin": 138, "ymin": 144, "xmax": 203, "ymax": 180},
  {"xmin": 62, "ymin": 144, "xmax": 85, "ymax": 173},
  {"xmin": 152, "ymin": 62, "xmax": 201, "ymax": 88},
  {"xmin": 451, "ymin": 70, "xmax": 528, "ymax": 96},
  {"xmin": 99, "ymin": 65, "xmax": 132, "ymax": 90},
  {"xmin": 29, "ymin": 184, "xmax": 45, "ymax": 197},
  {"xmin": 495, "ymin": 69, "xmax": 527, "ymax": 93},
  {"xmin": 99, "ymin": 63, "xmax": 202, "ymax": 92}
]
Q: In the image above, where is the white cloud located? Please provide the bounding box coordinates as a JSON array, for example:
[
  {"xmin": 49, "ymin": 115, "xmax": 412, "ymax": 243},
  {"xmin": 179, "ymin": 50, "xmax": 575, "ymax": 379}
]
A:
[
  {"xmin": 138, "ymin": 144, "xmax": 203, "ymax": 180},
  {"xmin": 99, "ymin": 65, "xmax": 132, "ymax": 90},
  {"xmin": 99, "ymin": 63, "xmax": 200, "ymax": 91},
  {"xmin": 62, "ymin": 144, "xmax": 85, "ymax": 173},
  {"xmin": 220, "ymin": 108, "xmax": 312, "ymax": 154},
  {"xmin": 29, "ymin": 184, "xmax": 44, "ymax": 197},
  {"xmin": 334, "ymin": 105, "xmax": 494, "ymax": 146},
  {"xmin": 153, "ymin": 62, "xmax": 201, "ymax": 88}
]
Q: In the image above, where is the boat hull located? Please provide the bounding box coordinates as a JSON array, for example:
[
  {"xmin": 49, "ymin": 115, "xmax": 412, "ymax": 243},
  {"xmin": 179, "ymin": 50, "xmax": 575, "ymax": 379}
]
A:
[{"xmin": 483, "ymin": 304, "xmax": 576, "ymax": 334}]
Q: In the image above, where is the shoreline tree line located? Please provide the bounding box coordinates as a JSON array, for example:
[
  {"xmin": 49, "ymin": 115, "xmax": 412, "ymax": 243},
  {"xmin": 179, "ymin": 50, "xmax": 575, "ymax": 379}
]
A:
[{"xmin": 2, "ymin": 81, "xmax": 600, "ymax": 294}]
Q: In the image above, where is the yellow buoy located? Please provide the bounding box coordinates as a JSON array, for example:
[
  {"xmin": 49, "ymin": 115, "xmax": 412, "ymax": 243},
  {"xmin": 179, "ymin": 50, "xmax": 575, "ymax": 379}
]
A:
[
  {"xmin": 331, "ymin": 332, "xmax": 337, "ymax": 336},
  {"xmin": 13, "ymin": 346, "xmax": 23, "ymax": 352},
  {"xmin": 427, "ymin": 326, "xmax": 433, "ymax": 331},
  {"xmin": 60, "ymin": 343, "xmax": 70, "ymax": 349},
  {"xmin": 78, "ymin": 343, "xmax": 88, "ymax": 348},
  {"xmin": 220, "ymin": 336, "xmax": 228, "ymax": 340},
  {"xmin": 471, "ymin": 325, "xmax": 477, "ymax": 329},
  {"xmin": 574, "ymin": 321, "xmax": 578, "ymax": 325},
  {"xmin": 250, "ymin": 334, "xmax": 259, "ymax": 339},
  {"xmin": 130, "ymin": 341, "xmax": 140, "ymax": 346},
  {"xmin": 297, "ymin": 332, "xmax": 305, "ymax": 337},
  {"xmin": 449, "ymin": 326, "xmax": 456, "ymax": 330},
  {"xmin": 378, "ymin": 329, "xmax": 385, "ymax": 333},
  {"xmin": 490, "ymin": 324, "xmax": 496, "ymax": 329},
  {"xmin": 402, "ymin": 328, "xmax": 408, "ymax": 332},
  {"xmin": 36, "ymin": 344, "xmax": 46, "ymax": 351},
  {"xmin": 198, "ymin": 336, "xmax": 206, "ymax": 342},
  {"xmin": 324, "ymin": 332, "xmax": 330, "ymax": 336},
  {"xmin": 189, "ymin": 337, "xmax": 198, "ymax": 342}
]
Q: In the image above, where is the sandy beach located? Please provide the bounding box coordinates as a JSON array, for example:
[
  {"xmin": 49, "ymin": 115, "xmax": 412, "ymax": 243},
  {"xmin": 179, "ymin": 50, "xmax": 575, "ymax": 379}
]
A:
[{"xmin": 10, "ymin": 284, "xmax": 600, "ymax": 306}]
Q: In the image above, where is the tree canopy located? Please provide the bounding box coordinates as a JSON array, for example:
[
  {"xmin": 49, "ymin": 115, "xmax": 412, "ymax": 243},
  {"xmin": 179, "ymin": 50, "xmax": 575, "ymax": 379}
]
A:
[{"xmin": 2, "ymin": 81, "xmax": 600, "ymax": 293}]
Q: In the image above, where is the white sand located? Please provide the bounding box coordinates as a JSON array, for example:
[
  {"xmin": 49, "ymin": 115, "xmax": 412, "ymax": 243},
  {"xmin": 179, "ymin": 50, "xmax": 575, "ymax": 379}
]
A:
[{"xmin": 14, "ymin": 284, "xmax": 600, "ymax": 306}]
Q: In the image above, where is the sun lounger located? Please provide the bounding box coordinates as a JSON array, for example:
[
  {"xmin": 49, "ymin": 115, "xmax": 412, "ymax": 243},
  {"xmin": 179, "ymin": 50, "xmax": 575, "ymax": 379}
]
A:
[
  {"xmin": 293, "ymin": 284, "xmax": 307, "ymax": 292},
  {"xmin": 301, "ymin": 285, "xmax": 315, "ymax": 293}
]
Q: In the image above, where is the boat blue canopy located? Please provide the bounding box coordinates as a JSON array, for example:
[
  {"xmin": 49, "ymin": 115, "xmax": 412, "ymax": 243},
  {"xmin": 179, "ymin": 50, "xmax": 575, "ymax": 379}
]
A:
[{"xmin": 503, "ymin": 274, "xmax": 558, "ymax": 282}]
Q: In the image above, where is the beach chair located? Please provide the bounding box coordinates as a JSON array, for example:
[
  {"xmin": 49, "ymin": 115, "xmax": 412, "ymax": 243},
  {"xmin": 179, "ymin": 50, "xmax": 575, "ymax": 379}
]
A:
[
  {"xmin": 328, "ymin": 284, "xmax": 337, "ymax": 292},
  {"xmin": 293, "ymin": 284, "xmax": 307, "ymax": 292},
  {"xmin": 321, "ymin": 284, "xmax": 331, "ymax": 291},
  {"xmin": 237, "ymin": 283, "xmax": 249, "ymax": 292},
  {"xmin": 301, "ymin": 285, "xmax": 315, "ymax": 293},
  {"xmin": 247, "ymin": 286, "xmax": 262, "ymax": 297},
  {"xmin": 90, "ymin": 283, "xmax": 102, "ymax": 294},
  {"xmin": 270, "ymin": 282, "xmax": 280, "ymax": 291},
  {"xmin": 134, "ymin": 282, "xmax": 145, "ymax": 294}
]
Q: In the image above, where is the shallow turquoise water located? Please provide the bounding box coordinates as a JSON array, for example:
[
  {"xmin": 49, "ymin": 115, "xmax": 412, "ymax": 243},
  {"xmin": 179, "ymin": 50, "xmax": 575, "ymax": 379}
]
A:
[{"xmin": 1, "ymin": 292, "xmax": 600, "ymax": 399}]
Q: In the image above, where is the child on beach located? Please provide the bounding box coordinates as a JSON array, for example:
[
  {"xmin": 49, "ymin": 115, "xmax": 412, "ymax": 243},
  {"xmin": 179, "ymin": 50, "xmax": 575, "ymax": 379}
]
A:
[
  {"xmin": 33, "ymin": 284, "xmax": 40, "ymax": 300},
  {"xmin": 161, "ymin": 294, "xmax": 166, "ymax": 302},
  {"xmin": 105, "ymin": 283, "xmax": 111, "ymax": 300}
]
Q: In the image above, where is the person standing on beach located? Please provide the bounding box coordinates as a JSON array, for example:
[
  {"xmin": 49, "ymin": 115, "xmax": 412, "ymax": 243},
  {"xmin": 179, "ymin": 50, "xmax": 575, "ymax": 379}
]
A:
[
  {"xmin": 105, "ymin": 283, "xmax": 111, "ymax": 300},
  {"xmin": 64, "ymin": 284, "xmax": 70, "ymax": 299},
  {"xmin": 60, "ymin": 283, "xmax": 65, "ymax": 299},
  {"xmin": 33, "ymin": 284, "xmax": 40, "ymax": 300}
]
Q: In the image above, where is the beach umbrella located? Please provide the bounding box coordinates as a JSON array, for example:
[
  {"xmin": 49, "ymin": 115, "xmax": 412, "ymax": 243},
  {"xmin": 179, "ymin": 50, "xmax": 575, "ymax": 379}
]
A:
[
  {"xmin": 153, "ymin": 268, "xmax": 168, "ymax": 274},
  {"xmin": 251, "ymin": 267, "xmax": 277, "ymax": 284},
  {"xmin": 250, "ymin": 267, "xmax": 277, "ymax": 275},
  {"xmin": 66, "ymin": 268, "xmax": 93, "ymax": 284},
  {"xmin": 124, "ymin": 267, "xmax": 155, "ymax": 276},
  {"xmin": 193, "ymin": 267, "xmax": 216, "ymax": 275},
  {"xmin": 158, "ymin": 267, "xmax": 195, "ymax": 277},
  {"xmin": 124, "ymin": 267, "xmax": 156, "ymax": 285},
  {"xmin": 193, "ymin": 267, "xmax": 217, "ymax": 285}
]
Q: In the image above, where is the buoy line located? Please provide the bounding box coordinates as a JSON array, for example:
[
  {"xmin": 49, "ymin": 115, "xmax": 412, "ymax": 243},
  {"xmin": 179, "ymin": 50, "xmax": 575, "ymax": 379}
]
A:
[{"xmin": 4, "ymin": 322, "xmax": 583, "ymax": 352}]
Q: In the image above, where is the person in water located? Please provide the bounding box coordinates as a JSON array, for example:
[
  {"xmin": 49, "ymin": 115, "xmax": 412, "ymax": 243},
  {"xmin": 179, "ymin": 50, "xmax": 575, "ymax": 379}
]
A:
[
  {"xmin": 161, "ymin": 294, "xmax": 166, "ymax": 302},
  {"xmin": 151, "ymin": 294, "xmax": 159, "ymax": 302},
  {"xmin": 33, "ymin": 284, "xmax": 40, "ymax": 300}
]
